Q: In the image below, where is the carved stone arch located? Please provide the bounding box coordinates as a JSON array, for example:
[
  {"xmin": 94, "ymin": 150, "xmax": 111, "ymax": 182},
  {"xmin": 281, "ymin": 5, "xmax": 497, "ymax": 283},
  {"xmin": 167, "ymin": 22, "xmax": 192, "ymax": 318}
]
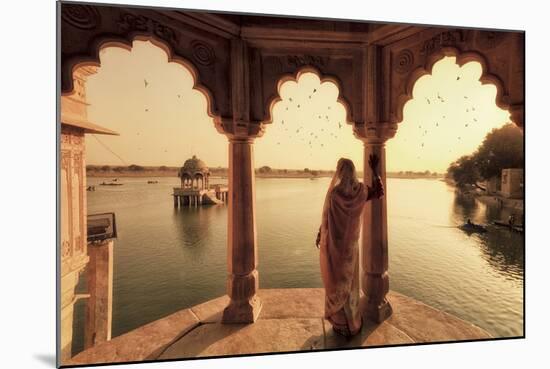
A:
[
  {"xmin": 262, "ymin": 66, "xmax": 355, "ymax": 127},
  {"xmin": 245, "ymin": 44, "xmax": 365, "ymax": 129},
  {"xmin": 397, "ymin": 47, "xmax": 510, "ymax": 122},
  {"xmin": 60, "ymin": 2, "xmax": 234, "ymax": 131},
  {"xmin": 383, "ymin": 28, "xmax": 524, "ymax": 128},
  {"xmin": 65, "ymin": 36, "xmax": 224, "ymax": 128}
]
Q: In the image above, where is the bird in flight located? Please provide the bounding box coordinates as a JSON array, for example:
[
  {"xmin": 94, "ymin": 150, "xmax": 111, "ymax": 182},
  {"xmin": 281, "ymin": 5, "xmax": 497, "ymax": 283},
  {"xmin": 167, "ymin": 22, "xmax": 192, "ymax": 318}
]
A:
[
  {"xmin": 145, "ymin": 108, "xmax": 149, "ymax": 112},
  {"xmin": 426, "ymin": 98, "xmax": 431, "ymax": 104},
  {"xmin": 456, "ymin": 76, "xmax": 460, "ymax": 81},
  {"xmin": 144, "ymin": 79, "xmax": 149, "ymax": 87},
  {"xmin": 177, "ymin": 94, "xmax": 181, "ymax": 98},
  {"xmin": 313, "ymin": 88, "xmax": 317, "ymax": 93}
]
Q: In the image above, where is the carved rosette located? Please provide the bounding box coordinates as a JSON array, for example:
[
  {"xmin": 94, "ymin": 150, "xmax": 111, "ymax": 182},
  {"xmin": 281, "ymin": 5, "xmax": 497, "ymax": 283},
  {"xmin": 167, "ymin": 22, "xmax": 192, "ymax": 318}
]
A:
[
  {"xmin": 61, "ymin": 4, "xmax": 100, "ymax": 30},
  {"xmin": 394, "ymin": 49, "xmax": 414, "ymax": 74},
  {"xmin": 191, "ymin": 40, "xmax": 215, "ymax": 66}
]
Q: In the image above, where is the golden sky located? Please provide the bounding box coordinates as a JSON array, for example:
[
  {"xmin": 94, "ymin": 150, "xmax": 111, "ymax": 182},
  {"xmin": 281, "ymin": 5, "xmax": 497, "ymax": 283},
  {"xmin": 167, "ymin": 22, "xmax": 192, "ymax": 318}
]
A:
[{"xmin": 85, "ymin": 40, "xmax": 510, "ymax": 172}]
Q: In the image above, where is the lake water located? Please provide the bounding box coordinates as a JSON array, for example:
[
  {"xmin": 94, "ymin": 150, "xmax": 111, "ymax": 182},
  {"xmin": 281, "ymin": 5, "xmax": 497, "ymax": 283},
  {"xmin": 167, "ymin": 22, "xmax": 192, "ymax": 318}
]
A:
[{"xmin": 73, "ymin": 176, "xmax": 523, "ymax": 354}]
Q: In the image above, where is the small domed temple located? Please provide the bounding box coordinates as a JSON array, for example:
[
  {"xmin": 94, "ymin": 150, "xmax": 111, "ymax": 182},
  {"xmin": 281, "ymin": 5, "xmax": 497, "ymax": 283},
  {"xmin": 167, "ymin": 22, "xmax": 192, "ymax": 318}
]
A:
[{"xmin": 173, "ymin": 155, "xmax": 228, "ymax": 207}]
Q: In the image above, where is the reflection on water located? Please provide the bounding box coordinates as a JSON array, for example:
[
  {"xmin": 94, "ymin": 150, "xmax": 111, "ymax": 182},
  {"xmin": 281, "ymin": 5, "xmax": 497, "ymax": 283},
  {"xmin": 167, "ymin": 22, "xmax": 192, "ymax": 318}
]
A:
[
  {"xmin": 452, "ymin": 193, "xmax": 523, "ymax": 281},
  {"xmin": 72, "ymin": 177, "xmax": 523, "ymax": 355}
]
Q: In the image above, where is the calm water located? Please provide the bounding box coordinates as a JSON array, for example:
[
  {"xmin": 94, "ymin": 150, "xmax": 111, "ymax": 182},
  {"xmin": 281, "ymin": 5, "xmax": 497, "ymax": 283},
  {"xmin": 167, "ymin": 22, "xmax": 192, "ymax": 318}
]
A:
[{"xmin": 73, "ymin": 177, "xmax": 523, "ymax": 354}]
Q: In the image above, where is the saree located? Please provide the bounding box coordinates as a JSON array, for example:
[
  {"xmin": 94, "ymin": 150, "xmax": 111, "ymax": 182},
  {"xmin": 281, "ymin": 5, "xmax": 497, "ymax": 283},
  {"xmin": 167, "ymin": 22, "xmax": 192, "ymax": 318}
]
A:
[{"xmin": 319, "ymin": 176, "xmax": 367, "ymax": 336}]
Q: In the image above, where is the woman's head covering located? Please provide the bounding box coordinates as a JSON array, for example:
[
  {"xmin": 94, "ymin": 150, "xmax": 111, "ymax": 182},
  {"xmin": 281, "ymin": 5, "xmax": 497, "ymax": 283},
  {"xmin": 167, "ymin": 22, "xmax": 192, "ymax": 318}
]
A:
[{"xmin": 320, "ymin": 158, "xmax": 360, "ymax": 241}]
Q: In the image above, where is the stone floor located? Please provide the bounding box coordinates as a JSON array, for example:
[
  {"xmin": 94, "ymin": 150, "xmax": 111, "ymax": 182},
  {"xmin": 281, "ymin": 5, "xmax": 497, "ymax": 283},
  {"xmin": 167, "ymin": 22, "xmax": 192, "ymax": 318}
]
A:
[{"xmin": 67, "ymin": 289, "xmax": 491, "ymax": 366}]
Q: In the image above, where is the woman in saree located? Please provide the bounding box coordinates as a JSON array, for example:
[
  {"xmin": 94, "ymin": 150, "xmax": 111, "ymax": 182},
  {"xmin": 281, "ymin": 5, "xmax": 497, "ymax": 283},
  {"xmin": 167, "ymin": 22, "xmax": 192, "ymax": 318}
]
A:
[{"xmin": 315, "ymin": 154, "xmax": 384, "ymax": 337}]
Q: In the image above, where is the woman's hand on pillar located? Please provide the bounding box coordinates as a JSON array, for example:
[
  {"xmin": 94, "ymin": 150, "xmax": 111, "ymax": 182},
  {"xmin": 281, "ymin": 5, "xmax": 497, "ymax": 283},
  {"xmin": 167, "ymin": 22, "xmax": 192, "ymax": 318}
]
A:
[
  {"xmin": 315, "ymin": 227, "xmax": 321, "ymax": 249},
  {"xmin": 368, "ymin": 153, "xmax": 380, "ymax": 177}
]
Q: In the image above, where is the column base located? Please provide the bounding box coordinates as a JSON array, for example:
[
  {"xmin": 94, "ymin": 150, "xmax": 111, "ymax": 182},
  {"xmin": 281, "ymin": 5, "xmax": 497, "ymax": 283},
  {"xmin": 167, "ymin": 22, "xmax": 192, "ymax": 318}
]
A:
[
  {"xmin": 364, "ymin": 298, "xmax": 393, "ymax": 323},
  {"xmin": 222, "ymin": 295, "xmax": 262, "ymax": 324}
]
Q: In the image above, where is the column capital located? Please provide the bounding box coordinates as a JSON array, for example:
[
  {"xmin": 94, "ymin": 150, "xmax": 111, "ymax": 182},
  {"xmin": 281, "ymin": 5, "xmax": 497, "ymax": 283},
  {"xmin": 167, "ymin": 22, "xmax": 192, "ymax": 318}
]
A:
[
  {"xmin": 218, "ymin": 117, "xmax": 266, "ymax": 141},
  {"xmin": 354, "ymin": 121, "xmax": 397, "ymax": 144}
]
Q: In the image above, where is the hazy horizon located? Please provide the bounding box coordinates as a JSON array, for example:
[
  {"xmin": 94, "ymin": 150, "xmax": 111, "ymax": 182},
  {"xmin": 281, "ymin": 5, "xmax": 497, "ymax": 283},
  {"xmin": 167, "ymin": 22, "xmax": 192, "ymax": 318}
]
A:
[{"xmin": 84, "ymin": 40, "xmax": 510, "ymax": 173}]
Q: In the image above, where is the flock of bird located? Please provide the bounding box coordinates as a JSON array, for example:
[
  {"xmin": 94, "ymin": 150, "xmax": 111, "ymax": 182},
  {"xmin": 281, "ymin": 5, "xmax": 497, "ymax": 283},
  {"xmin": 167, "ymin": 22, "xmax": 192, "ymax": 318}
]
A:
[
  {"xmin": 413, "ymin": 75, "xmax": 482, "ymax": 159},
  {"xmin": 140, "ymin": 76, "xmax": 482, "ymax": 159},
  {"xmin": 273, "ymin": 87, "xmax": 347, "ymax": 154}
]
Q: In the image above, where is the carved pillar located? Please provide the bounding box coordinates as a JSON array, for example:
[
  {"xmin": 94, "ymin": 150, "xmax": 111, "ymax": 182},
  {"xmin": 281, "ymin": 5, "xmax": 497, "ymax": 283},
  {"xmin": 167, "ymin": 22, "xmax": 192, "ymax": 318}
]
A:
[
  {"xmin": 361, "ymin": 137, "xmax": 392, "ymax": 323},
  {"xmin": 222, "ymin": 136, "xmax": 262, "ymax": 323},
  {"xmin": 84, "ymin": 240, "xmax": 114, "ymax": 349}
]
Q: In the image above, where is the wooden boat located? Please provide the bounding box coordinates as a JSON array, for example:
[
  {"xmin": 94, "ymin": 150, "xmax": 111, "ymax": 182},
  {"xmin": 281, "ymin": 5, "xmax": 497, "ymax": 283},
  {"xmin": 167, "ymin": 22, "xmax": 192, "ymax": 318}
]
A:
[
  {"xmin": 493, "ymin": 221, "xmax": 524, "ymax": 233},
  {"xmin": 458, "ymin": 222, "xmax": 488, "ymax": 234}
]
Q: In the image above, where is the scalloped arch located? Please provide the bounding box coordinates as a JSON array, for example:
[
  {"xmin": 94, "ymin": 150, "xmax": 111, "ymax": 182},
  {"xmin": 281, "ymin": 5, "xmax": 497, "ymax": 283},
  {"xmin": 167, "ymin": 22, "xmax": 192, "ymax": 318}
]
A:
[
  {"xmin": 395, "ymin": 47, "xmax": 510, "ymax": 124},
  {"xmin": 263, "ymin": 66, "xmax": 355, "ymax": 127},
  {"xmin": 62, "ymin": 34, "xmax": 222, "ymax": 127}
]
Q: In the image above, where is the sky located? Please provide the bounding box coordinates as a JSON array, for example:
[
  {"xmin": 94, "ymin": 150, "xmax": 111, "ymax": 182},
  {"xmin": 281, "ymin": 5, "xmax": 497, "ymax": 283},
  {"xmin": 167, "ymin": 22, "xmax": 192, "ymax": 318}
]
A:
[{"xmin": 85, "ymin": 40, "xmax": 510, "ymax": 172}]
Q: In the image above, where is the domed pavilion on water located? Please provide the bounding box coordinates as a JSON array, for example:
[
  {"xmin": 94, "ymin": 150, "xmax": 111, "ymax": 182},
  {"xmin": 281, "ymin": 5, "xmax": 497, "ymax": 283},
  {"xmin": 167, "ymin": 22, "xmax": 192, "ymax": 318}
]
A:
[{"xmin": 173, "ymin": 155, "xmax": 228, "ymax": 207}]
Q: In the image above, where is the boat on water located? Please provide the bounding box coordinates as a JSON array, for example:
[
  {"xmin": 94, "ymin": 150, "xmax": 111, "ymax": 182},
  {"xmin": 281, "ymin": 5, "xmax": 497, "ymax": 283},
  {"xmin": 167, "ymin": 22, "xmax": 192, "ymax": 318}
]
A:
[
  {"xmin": 100, "ymin": 182, "xmax": 123, "ymax": 186},
  {"xmin": 458, "ymin": 220, "xmax": 488, "ymax": 234},
  {"xmin": 493, "ymin": 220, "xmax": 524, "ymax": 233}
]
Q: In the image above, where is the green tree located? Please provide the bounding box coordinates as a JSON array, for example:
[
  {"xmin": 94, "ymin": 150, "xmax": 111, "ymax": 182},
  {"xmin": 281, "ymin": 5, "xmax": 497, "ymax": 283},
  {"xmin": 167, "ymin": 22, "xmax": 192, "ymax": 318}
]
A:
[
  {"xmin": 447, "ymin": 155, "xmax": 479, "ymax": 188},
  {"xmin": 473, "ymin": 123, "xmax": 523, "ymax": 180}
]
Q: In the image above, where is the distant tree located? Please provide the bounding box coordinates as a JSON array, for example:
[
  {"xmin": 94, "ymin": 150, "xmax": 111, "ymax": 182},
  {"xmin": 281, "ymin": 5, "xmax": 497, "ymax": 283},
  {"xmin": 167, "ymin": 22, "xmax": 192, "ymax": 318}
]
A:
[
  {"xmin": 473, "ymin": 123, "xmax": 523, "ymax": 180},
  {"xmin": 432, "ymin": 172, "xmax": 438, "ymax": 177},
  {"xmin": 113, "ymin": 166, "xmax": 124, "ymax": 173},
  {"xmin": 101, "ymin": 165, "xmax": 110, "ymax": 172},
  {"xmin": 128, "ymin": 164, "xmax": 144, "ymax": 171},
  {"xmin": 158, "ymin": 165, "xmax": 168, "ymax": 171},
  {"xmin": 304, "ymin": 168, "xmax": 310, "ymax": 173},
  {"xmin": 310, "ymin": 170, "xmax": 319, "ymax": 177},
  {"xmin": 447, "ymin": 155, "xmax": 479, "ymax": 188},
  {"xmin": 258, "ymin": 166, "xmax": 272, "ymax": 174},
  {"xmin": 424, "ymin": 170, "xmax": 431, "ymax": 176}
]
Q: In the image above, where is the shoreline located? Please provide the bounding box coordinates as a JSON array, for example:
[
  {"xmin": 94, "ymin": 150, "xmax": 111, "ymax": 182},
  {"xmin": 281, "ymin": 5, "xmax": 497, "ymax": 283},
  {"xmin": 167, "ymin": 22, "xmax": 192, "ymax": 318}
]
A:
[{"xmin": 86, "ymin": 171, "xmax": 444, "ymax": 180}]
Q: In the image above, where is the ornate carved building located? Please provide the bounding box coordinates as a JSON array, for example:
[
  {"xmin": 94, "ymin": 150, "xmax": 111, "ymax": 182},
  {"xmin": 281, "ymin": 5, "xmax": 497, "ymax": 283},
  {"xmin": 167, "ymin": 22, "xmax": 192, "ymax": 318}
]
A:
[{"xmin": 59, "ymin": 1, "xmax": 524, "ymax": 357}]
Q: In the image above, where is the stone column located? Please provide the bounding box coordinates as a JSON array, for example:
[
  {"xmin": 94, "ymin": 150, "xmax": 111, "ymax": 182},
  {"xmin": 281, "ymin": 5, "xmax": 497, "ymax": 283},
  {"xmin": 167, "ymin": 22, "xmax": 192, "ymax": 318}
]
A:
[
  {"xmin": 84, "ymin": 240, "xmax": 114, "ymax": 349},
  {"xmin": 361, "ymin": 137, "xmax": 392, "ymax": 323},
  {"xmin": 222, "ymin": 137, "xmax": 262, "ymax": 323}
]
